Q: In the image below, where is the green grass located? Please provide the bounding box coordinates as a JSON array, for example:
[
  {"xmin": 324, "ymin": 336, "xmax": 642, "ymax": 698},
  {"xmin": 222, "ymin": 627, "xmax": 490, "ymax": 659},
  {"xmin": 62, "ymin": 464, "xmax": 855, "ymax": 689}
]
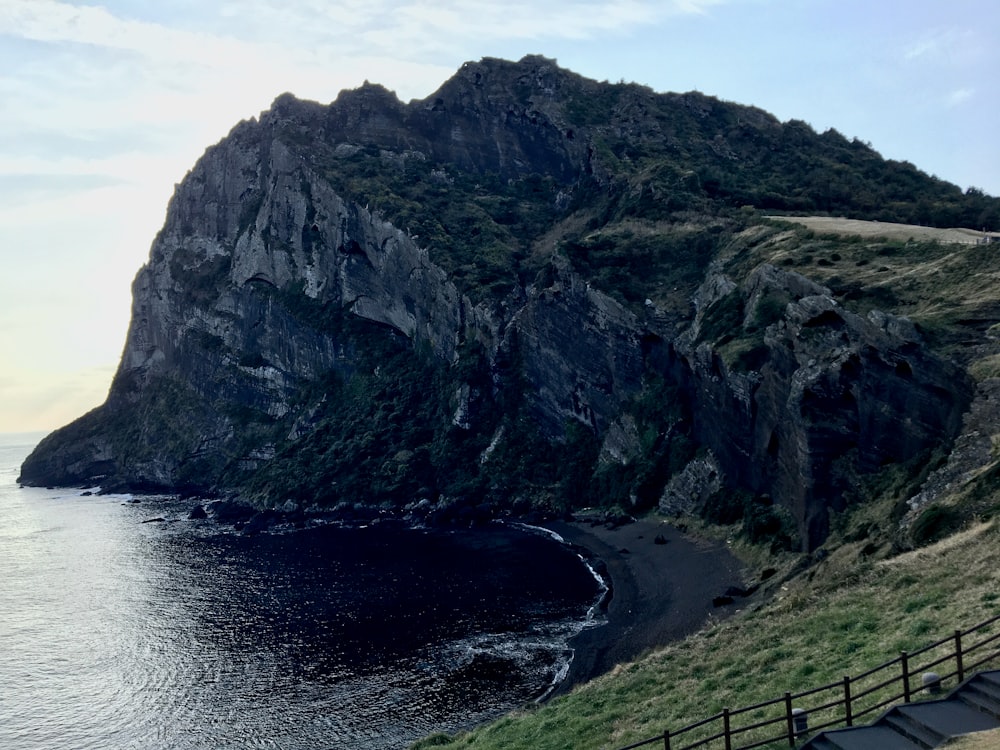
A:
[
  {"xmin": 739, "ymin": 223, "xmax": 1000, "ymax": 362},
  {"xmin": 947, "ymin": 728, "xmax": 1000, "ymax": 749},
  {"xmin": 412, "ymin": 518, "xmax": 1000, "ymax": 750}
]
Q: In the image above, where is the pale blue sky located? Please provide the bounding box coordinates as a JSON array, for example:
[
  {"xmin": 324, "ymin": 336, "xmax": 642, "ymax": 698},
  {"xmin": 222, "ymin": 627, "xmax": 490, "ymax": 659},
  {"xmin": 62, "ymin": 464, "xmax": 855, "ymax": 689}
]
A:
[{"xmin": 1, "ymin": 0, "xmax": 998, "ymax": 433}]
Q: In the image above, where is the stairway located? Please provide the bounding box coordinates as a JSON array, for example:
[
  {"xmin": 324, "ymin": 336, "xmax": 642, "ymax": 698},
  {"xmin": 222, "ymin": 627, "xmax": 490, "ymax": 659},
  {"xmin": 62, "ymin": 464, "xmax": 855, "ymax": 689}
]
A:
[{"xmin": 802, "ymin": 671, "xmax": 1000, "ymax": 749}]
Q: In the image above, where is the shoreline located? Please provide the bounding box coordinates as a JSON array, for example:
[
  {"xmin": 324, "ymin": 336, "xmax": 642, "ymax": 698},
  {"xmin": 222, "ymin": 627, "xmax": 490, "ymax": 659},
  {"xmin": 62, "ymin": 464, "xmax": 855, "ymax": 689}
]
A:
[
  {"xmin": 36, "ymin": 483, "xmax": 749, "ymax": 701},
  {"xmin": 544, "ymin": 515, "xmax": 748, "ymax": 697}
]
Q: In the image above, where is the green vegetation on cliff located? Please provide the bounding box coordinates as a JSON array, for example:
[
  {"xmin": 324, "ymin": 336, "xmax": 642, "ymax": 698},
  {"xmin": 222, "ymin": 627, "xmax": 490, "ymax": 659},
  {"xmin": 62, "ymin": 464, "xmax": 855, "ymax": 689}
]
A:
[
  {"xmin": 316, "ymin": 148, "xmax": 562, "ymax": 300},
  {"xmin": 19, "ymin": 55, "xmax": 1000, "ymax": 549}
]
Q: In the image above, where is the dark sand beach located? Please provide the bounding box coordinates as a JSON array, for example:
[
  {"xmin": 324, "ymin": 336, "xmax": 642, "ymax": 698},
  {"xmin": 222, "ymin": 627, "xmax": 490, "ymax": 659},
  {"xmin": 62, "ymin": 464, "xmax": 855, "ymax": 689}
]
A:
[{"xmin": 546, "ymin": 516, "xmax": 748, "ymax": 695}]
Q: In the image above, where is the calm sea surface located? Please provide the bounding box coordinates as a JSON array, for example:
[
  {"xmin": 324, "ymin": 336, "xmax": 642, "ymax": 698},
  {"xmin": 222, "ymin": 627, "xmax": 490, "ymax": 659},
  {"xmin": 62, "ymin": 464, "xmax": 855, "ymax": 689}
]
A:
[{"xmin": 0, "ymin": 433, "xmax": 603, "ymax": 750}]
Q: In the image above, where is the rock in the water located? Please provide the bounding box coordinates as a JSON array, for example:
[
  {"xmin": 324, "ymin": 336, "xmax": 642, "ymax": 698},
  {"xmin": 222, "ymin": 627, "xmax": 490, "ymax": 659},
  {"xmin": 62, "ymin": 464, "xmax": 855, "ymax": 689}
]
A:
[{"xmin": 206, "ymin": 500, "xmax": 256, "ymax": 525}]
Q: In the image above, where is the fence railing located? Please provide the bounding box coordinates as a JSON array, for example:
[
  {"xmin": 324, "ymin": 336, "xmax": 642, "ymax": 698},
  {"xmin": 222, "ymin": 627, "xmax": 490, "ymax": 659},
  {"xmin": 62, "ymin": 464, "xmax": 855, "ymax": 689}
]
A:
[{"xmin": 615, "ymin": 613, "xmax": 1000, "ymax": 750}]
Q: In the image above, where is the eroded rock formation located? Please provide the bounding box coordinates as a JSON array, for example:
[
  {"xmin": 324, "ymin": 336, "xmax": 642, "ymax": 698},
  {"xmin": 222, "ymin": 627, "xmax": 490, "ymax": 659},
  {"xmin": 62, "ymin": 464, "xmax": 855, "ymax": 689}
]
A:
[{"xmin": 20, "ymin": 55, "xmax": 979, "ymax": 550}]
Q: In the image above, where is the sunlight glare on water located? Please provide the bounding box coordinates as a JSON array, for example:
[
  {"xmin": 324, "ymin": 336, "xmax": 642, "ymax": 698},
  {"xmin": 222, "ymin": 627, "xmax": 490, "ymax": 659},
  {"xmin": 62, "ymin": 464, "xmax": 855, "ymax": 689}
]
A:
[{"xmin": 0, "ymin": 433, "xmax": 601, "ymax": 750}]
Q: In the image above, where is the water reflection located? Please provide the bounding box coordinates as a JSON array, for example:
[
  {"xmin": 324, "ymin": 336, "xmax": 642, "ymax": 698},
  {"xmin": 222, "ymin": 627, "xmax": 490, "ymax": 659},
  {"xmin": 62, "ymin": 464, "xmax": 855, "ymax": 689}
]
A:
[{"xmin": 0, "ymin": 474, "xmax": 600, "ymax": 750}]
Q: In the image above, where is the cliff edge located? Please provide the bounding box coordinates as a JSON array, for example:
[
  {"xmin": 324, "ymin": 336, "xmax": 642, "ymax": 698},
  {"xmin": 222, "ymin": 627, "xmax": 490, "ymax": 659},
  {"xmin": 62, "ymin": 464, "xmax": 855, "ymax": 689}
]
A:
[{"xmin": 22, "ymin": 55, "xmax": 999, "ymax": 550}]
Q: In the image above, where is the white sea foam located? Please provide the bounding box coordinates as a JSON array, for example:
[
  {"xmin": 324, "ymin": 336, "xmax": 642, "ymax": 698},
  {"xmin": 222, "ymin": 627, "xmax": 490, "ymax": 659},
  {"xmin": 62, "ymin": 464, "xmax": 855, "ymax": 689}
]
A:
[
  {"xmin": 511, "ymin": 522, "xmax": 611, "ymax": 699},
  {"xmin": 515, "ymin": 521, "xmax": 611, "ymax": 625}
]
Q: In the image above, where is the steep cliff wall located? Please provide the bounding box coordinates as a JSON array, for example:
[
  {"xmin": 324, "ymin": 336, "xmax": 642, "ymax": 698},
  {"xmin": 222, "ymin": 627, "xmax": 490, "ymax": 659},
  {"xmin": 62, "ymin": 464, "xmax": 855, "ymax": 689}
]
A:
[
  {"xmin": 672, "ymin": 264, "xmax": 970, "ymax": 547},
  {"xmin": 20, "ymin": 55, "xmax": 986, "ymax": 550}
]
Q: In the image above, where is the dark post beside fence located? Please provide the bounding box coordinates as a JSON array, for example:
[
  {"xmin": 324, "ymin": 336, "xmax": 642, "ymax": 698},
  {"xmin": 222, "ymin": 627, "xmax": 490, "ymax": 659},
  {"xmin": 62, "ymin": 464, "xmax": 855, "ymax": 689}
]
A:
[
  {"xmin": 956, "ymin": 629, "xmax": 965, "ymax": 682},
  {"xmin": 723, "ymin": 708, "xmax": 732, "ymax": 750},
  {"xmin": 843, "ymin": 675, "xmax": 853, "ymax": 726},
  {"xmin": 902, "ymin": 651, "xmax": 911, "ymax": 703},
  {"xmin": 792, "ymin": 709, "xmax": 809, "ymax": 738},
  {"xmin": 784, "ymin": 692, "xmax": 795, "ymax": 746},
  {"xmin": 662, "ymin": 729, "xmax": 670, "ymax": 750}
]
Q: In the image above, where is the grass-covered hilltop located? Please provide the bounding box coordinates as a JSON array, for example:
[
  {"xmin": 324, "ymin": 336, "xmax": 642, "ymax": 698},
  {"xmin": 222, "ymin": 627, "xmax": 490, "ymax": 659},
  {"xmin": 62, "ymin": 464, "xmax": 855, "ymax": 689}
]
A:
[{"xmin": 18, "ymin": 57, "xmax": 1000, "ymax": 745}]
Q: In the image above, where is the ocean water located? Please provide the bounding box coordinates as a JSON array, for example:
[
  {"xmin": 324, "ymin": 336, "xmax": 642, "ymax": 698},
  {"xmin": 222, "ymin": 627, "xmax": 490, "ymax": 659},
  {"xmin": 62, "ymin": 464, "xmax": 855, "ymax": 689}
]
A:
[{"xmin": 0, "ymin": 433, "xmax": 604, "ymax": 750}]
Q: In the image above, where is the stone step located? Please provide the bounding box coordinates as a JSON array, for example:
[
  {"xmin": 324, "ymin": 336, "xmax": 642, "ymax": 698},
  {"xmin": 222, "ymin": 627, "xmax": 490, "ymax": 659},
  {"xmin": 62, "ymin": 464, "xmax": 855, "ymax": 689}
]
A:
[
  {"xmin": 804, "ymin": 724, "xmax": 928, "ymax": 750},
  {"xmin": 800, "ymin": 671, "xmax": 1000, "ymax": 750},
  {"xmin": 803, "ymin": 736, "xmax": 842, "ymax": 750},
  {"xmin": 973, "ymin": 671, "xmax": 1000, "ymax": 702},
  {"xmin": 896, "ymin": 699, "xmax": 1000, "ymax": 739},
  {"xmin": 960, "ymin": 684, "xmax": 1000, "ymax": 719},
  {"xmin": 883, "ymin": 708, "xmax": 943, "ymax": 748}
]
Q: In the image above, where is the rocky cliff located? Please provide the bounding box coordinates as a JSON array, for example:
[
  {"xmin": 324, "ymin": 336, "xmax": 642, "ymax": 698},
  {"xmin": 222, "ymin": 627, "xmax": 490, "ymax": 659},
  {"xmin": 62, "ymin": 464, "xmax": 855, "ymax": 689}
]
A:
[{"xmin": 21, "ymin": 55, "xmax": 999, "ymax": 550}]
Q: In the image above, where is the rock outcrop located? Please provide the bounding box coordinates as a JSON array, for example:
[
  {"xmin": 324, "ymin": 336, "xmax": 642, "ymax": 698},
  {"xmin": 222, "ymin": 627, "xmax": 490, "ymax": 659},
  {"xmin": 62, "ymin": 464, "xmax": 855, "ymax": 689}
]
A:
[
  {"xmin": 672, "ymin": 264, "xmax": 970, "ymax": 547},
  {"xmin": 19, "ymin": 56, "xmax": 981, "ymax": 550},
  {"xmin": 659, "ymin": 452, "xmax": 723, "ymax": 517}
]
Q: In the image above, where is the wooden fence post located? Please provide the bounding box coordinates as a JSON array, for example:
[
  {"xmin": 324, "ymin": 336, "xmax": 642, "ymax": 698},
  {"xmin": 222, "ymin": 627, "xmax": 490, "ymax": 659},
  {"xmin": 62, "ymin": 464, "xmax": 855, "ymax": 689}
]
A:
[
  {"xmin": 955, "ymin": 629, "xmax": 965, "ymax": 683},
  {"xmin": 785, "ymin": 692, "xmax": 795, "ymax": 747},
  {"xmin": 902, "ymin": 651, "xmax": 911, "ymax": 703},
  {"xmin": 843, "ymin": 675, "xmax": 853, "ymax": 727},
  {"xmin": 723, "ymin": 708, "xmax": 732, "ymax": 750},
  {"xmin": 663, "ymin": 729, "xmax": 670, "ymax": 750}
]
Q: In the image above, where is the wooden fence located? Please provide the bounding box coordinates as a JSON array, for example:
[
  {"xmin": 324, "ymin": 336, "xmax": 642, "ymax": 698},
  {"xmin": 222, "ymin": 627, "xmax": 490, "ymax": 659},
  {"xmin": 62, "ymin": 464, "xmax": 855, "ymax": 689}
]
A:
[{"xmin": 615, "ymin": 613, "xmax": 1000, "ymax": 750}]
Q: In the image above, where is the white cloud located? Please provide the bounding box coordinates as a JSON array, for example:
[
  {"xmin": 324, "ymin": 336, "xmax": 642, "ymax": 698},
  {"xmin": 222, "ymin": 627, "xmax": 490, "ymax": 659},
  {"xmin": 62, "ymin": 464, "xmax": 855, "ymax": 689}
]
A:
[
  {"xmin": 1, "ymin": 0, "xmax": 730, "ymax": 118},
  {"xmin": 214, "ymin": 0, "xmax": 719, "ymax": 41},
  {"xmin": 0, "ymin": 364, "xmax": 115, "ymax": 433},
  {"xmin": 902, "ymin": 26, "xmax": 979, "ymax": 66},
  {"xmin": 0, "ymin": 0, "xmax": 251, "ymax": 65},
  {"xmin": 947, "ymin": 87, "xmax": 974, "ymax": 107},
  {"xmin": 0, "ymin": 0, "xmax": 731, "ymax": 185},
  {"xmin": 390, "ymin": 1, "xmax": 661, "ymax": 40}
]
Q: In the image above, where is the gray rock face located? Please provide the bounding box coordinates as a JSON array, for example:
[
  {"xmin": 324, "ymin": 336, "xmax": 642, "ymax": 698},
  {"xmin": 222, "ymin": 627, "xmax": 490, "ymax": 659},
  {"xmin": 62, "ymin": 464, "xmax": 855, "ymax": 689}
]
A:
[
  {"xmin": 131, "ymin": 133, "xmax": 467, "ymax": 390},
  {"xmin": 659, "ymin": 452, "xmax": 723, "ymax": 516},
  {"xmin": 510, "ymin": 258, "xmax": 644, "ymax": 437},
  {"xmin": 16, "ymin": 82, "xmax": 632, "ymax": 494},
  {"xmin": 24, "ymin": 112, "xmax": 476, "ymax": 491},
  {"xmin": 18, "ymin": 57, "xmax": 974, "ymax": 550},
  {"xmin": 673, "ymin": 265, "xmax": 970, "ymax": 548},
  {"xmin": 904, "ymin": 378, "xmax": 1000, "ymax": 521}
]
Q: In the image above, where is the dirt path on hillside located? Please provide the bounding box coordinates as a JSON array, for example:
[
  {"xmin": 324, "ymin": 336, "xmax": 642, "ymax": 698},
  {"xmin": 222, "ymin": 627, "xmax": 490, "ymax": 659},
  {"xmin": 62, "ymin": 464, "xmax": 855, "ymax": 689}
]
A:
[{"xmin": 770, "ymin": 216, "xmax": 998, "ymax": 245}]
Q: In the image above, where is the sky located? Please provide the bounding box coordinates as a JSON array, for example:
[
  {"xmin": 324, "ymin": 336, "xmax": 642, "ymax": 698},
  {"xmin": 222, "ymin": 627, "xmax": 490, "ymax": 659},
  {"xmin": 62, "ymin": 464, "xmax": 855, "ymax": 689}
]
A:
[{"xmin": 1, "ymin": 0, "xmax": 998, "ymax": 434}]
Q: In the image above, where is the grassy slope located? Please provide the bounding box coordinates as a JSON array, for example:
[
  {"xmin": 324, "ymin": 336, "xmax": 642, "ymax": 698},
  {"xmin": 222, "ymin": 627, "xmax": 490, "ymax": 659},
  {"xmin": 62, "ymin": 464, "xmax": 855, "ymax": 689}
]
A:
[
  {"xmin": 720, "ymin": 218, "xmax": 1000, "ymax": 365},
  {"xmin": 415, "ymin": 518, "xmax": 1000, "ymax": 750},
  {"xmin": 774, "ymin": 216, "xmax": 1000, "ymax": 245}
]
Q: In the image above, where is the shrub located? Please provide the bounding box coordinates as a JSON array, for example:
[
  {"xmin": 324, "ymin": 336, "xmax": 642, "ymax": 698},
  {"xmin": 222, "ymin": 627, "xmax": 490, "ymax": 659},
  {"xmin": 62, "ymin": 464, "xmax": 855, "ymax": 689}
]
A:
[
  {"xmin": 911, "ymin": 504, "xmax": 962, "ymax": 547},
  {"xmin": 701, "ymin": 490, "xmax": 796, "ymax": 550},
  {"xmin": 698, "ymin": 291, "xmax": 744, "ymax": 344}
]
